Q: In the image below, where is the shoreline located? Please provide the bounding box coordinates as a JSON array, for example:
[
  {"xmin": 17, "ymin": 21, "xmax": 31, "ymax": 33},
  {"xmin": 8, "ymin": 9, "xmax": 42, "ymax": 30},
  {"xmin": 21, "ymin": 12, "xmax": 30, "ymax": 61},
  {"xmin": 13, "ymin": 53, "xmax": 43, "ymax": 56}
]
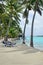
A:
[
  {"xmin": 0, "ymin": 44, "xmax": 43, "ymax": 65},
  {"xmin": 0, "ymin": 38, "xmax": 43, "ymax": 51},
  {"xmin": 0, "ymin": 40, "xmax": 43, "ymax": 65}
]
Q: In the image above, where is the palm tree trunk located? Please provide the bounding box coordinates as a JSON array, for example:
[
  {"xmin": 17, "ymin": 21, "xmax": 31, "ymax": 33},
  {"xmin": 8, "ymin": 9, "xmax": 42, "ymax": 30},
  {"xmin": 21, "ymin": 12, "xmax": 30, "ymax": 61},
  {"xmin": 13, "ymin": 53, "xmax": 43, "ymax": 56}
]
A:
[
  {"xmin": 5, "ymin": 14, "xmax": 12, "ymax": 41},
  {"xmin": 30, "ymin": 10, "xmax": 36, "ymax": 47},
  {"xmin": 4, "ymin": 2, "xmax": 13, "ymax": 41},
  {"xmin": 6, "ymin": 15, "xmax": 12, "ymax": 39},
  {"xmin": 5, "ymin": 20, "xmax": 11, "ymax": 41},
  {"xmin": 23, "ymin": 21, "xmax": 27, "ymax": 44}
]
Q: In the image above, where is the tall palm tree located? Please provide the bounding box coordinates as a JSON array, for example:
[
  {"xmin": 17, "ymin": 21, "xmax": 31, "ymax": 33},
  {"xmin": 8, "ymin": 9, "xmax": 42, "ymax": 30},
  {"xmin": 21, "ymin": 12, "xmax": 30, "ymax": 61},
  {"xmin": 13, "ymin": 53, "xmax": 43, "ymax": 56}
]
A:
[
  {"xmin": 3, "ymin": 0, "xmax": 23, "ymax": 41},
  {"xmin": 0, "ymin": 0, "xmax": 23, "ymax": 40},
  {"xmin": 30, "ymin": 0, "xmax": 43, "ymax": 47},
  {"xmin": 21, "ymin": 0, "xmax": 31, "ymax": 44},
  {"xmin": 23, "ymin": 8, "xmax": 29, "ymax": 44}
]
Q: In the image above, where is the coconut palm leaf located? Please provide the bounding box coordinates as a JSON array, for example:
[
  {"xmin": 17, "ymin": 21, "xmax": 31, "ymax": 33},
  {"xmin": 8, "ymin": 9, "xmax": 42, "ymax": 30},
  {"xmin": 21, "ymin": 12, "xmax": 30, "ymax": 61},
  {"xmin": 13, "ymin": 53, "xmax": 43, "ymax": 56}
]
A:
[{"xmin": 37, "ymin": 6, "xmax": 42, "ymax": 15}]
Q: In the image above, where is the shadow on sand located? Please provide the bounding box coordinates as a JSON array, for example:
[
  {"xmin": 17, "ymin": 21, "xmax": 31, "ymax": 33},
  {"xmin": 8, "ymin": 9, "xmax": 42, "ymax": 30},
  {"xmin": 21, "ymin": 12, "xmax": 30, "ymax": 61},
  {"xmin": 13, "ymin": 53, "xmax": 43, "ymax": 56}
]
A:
[{"xmin": 1, "ymin": 45, "xmax": 40, "ymax": 54}]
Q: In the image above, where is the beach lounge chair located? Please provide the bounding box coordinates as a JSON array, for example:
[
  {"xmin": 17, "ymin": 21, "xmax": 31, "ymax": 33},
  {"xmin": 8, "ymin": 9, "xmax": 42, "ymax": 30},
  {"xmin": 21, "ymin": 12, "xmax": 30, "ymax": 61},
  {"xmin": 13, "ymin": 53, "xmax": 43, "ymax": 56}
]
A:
[{"xmin": 2, "ymin": 41, "xmax": 16, "ymax": 47}]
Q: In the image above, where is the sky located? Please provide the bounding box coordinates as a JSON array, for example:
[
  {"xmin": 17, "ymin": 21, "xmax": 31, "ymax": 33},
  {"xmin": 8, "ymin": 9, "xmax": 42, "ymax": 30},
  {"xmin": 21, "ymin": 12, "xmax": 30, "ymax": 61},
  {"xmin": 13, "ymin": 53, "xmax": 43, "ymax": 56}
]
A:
[{"xmin": 20, "ymin": 10, "xmax": 43, "ymax": 37}]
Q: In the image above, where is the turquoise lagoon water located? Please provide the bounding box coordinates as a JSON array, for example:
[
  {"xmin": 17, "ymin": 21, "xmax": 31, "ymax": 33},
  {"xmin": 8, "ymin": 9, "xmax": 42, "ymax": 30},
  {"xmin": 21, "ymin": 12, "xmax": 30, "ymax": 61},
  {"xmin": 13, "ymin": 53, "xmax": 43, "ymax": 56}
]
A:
[
  {"xmin": 26, "ymin": 37, "xmax": 43, "ymax": 50},
  {"xmin": 15, "ymin": 37, "xmax": 43, "ymax": 50}
]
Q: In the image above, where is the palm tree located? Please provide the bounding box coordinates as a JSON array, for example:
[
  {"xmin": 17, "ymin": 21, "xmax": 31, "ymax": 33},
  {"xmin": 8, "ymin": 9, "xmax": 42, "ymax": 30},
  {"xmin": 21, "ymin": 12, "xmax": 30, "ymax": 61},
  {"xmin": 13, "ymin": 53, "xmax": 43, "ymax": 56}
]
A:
[
  {"xmin": 21, "ymin": 0, "xmax": 31, "ymax": 44},
  {"xmin": 3, "ymin": 0, "xmax": 23, "ymax": 41},
  {"xmin": 23, "ymin": 8, "xmax": 29, "ymax": 44},
  {"xmin": 0, "ymin": 0, "xmax": 23, "ymax": 40},
  {"xmin": 30, "ymin": 0, "xmax": 43, "ymax": 47}
]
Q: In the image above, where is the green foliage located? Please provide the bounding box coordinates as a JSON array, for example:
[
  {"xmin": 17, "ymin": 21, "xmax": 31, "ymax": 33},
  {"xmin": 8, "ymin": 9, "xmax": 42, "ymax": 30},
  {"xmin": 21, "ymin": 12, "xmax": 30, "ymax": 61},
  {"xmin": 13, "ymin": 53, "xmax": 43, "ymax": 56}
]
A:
[
  {"xmin": 0, "ymin": 0, "xmax": 43, "ymax": 39},
  {"xmin": 0, "ymin": 4, "xmax": 5, "ymax": 13},
  {"xmin": 0, "ymin": 0, "xmax": 22, "ymax": 38}
]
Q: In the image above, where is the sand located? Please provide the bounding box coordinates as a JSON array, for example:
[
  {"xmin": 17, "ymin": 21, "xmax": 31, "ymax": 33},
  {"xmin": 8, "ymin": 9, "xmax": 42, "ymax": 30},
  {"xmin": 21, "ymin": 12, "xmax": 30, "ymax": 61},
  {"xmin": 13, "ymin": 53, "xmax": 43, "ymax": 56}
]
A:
[{"xmin": 0, "ymin": 40, "xmax": 43, "ymax": 65}]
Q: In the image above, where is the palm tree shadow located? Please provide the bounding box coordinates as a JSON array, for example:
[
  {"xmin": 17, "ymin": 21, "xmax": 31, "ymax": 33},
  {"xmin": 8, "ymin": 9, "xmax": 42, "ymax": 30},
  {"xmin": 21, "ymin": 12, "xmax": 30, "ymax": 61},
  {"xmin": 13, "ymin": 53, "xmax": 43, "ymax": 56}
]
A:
[
  {"xmin": 3, "ymin": 48, "xmax": 29, "ymax": 53},
  {"xmin": 3, "ymin": 47, "xmax": 40, "ymax": 54},
  {"xmin": 3, "ymin": 44, "xmax": 29, "ymax": 53},
  {"xmin": 23, "ymin": 48, "xmax": 40, "ymax": 54},
  {"xmin": 1, "ymin": 44, "xmax": 41, "ymax": 54}
]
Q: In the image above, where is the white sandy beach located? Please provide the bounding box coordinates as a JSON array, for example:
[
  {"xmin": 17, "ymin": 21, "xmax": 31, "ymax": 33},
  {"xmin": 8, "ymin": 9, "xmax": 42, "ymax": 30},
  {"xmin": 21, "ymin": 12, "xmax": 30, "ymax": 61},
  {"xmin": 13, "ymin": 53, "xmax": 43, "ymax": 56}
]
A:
[{"xmin": 0, "ymin": 39, "xmax": 43, "ymax": 65}]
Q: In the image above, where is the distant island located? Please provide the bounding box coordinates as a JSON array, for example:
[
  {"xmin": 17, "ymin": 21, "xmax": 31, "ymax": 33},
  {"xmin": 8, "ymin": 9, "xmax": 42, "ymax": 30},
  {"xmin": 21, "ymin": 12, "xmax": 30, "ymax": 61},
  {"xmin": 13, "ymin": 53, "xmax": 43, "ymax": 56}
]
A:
[{"xmin": 35, "ymin": 35, "xmax": 43, "ymax": 37}]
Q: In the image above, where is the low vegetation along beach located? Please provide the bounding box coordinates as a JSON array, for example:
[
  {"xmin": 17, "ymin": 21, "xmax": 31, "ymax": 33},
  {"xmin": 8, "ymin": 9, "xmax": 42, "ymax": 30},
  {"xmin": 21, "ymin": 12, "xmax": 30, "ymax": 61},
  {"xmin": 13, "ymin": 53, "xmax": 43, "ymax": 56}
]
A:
[{"xmin": 0, "ymin": 0, "xmax": 43, "ymax": 65}]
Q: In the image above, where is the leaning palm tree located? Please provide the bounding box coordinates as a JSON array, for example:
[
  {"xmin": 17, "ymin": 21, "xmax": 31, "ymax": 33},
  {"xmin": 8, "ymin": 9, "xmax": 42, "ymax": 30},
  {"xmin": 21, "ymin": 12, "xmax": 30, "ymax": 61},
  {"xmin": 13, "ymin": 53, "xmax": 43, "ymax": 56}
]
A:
[
  {"xmin": 30, "ymin": 0, "xmax": 43, "ymax": 47},
  {"xmin": 21, "ymin": 0, "xmax": 31, "ymax": 44},
  {"xmin": 23, "ymin": 8, "xmax": 29, "ymax": 44}
]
